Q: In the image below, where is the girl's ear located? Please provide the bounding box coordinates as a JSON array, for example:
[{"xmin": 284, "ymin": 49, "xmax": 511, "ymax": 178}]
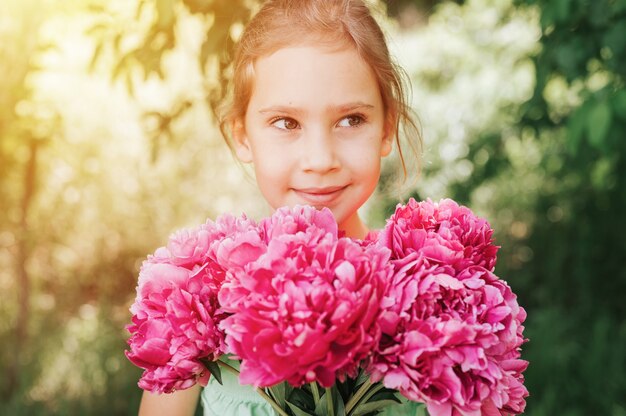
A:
[
  {"xmin": 380, "ymin": 132, "xmax": 393, "ymax": 157},
  {"xmin": 380, "ymin": 115, "xmax": 396, "ymax": 157},
  {"xmin": 231, "ymin": 118, "xmax": 253, "ymax": 163}
]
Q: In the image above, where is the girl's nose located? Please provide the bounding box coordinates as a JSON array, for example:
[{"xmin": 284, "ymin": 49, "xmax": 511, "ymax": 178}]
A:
[{"xmin": 300, "ymin": 129, "xmax": 340, "ymax": 173}]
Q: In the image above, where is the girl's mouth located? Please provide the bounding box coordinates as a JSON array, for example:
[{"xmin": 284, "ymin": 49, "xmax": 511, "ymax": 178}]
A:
[{"xmin": 292, "ymin": 185, "xmax": 348, "ymax": 205}]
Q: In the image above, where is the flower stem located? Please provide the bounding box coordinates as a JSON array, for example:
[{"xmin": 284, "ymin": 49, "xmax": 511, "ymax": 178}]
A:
[
  {"xmin": 215, "ymin": 359, "xmax": 240, "ymax": 376},
  {"xmin": 355, "ymin": 383, "xmax": 384, "ymax": 410},
  {"xmin": 216, "ymin": 360, "xmax": 290, "ymax": 416},
  {"xmin": 326, "ymin": 387, "xmax": 335, "ymax": 416},
  {"xmin": 255, "ymin": 387, "xmax": 291, "ymax": 416},
  {"xmin": 310, "ymin": 381, "xmax": 321, "ymax": 405},
  {"xmin": 344, "ymin": 377, "xmax": 373, "ymax": 414}
]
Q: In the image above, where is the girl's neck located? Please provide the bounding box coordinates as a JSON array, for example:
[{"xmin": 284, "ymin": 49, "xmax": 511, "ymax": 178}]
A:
[{"xmin": 339, "ymin": 212, "xmax": 369, "ymax": 240}]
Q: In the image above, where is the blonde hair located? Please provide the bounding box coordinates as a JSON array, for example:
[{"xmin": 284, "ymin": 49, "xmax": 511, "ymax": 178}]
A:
[{"xmin": 218, "ymin": 0, "xmax": 421, "ymax": 179}]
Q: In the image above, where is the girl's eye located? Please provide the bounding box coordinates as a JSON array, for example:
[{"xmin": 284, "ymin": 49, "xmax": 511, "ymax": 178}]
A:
[
  {"xmin": 271, "ymin": 117, "xmax": 299, "ymax": 130},
  {"xmin": 337, "ymin": 114, "xmax": 365, "ymax": 128}
]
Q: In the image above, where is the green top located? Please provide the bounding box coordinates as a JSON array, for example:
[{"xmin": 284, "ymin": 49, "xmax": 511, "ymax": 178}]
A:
[{"xmin": 200, "ymin": 362, "xmax": 426, "ymax": 416}]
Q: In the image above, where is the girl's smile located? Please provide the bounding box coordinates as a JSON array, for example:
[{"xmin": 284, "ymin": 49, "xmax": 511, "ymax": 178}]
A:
[
  {"xmin": 291, "ymin": 185, "xmax": 349, "ymax": 206},
  {"xmin": 232, "ymin": 45, "xmax": 393, "ymax": 238}
]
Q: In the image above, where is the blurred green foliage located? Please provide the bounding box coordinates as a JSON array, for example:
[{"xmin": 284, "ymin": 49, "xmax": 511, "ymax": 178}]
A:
[
  {"xmin": 1, "ymin": 0, "xmax": 625, "ymax": 415},
  {"xmin": 414, "ymin": 0, "xmax": 626, "ymax": 413},
  {"xmin": 510, "ymin": 0, "xmax": 626, "ymax": 413}
]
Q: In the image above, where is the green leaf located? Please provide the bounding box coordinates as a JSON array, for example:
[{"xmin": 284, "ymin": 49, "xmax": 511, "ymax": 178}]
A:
[
  {"xmin": 288, "ymin": 387, "xmax": 315, "ymax": 411},
  {"xmin": 336, "ymin": 373, "xmax": 360, "ymax": 403},
  {"xmin": 268, "ymin": 382, "xmax": 293, "ymax": 409},
  {"xmin": 612, "ymin": 90, "xmax": 626, "ymax": 121},
  {"xmin": 286, "ymin": 400, "xmax": 316, "ymax": 416},
  {"xmin": 200, "ymin": 359, "xmax": 222, "ymax": 385},
  {"xmin": 414, "ymin": 403, "xmax": 429, "ymax": 416},
  {"xmin": 586, "ymin": 100, "xmax": 612, "ymax": 151},
  {"xmin": 354, "ymin": 370, "xmax": 370, "ymax": 387},
  {"xmin": 335, "ymin": 391, "xmax": 346, "ymax": 416},
  {"xmin": 322, "ymin": 387, "xmax": 345, "ymax": 416},
  {"xmin": 350, "ymin": 399, "xmax": 402, "ymax": 416},
  {"xmin": 285, "ymin": 386, "xmax": 343, "ymax": 416},
  {"xmin": 314, "ymin": 391, "xmax": 329, "ymax": 416},
  {"xmin": 367, "ymin": 389, "xmax": 400, "ymax": 403},
  {"xmin": 314, "ymin": 390, "xmax": 335, "ymax": 416}
]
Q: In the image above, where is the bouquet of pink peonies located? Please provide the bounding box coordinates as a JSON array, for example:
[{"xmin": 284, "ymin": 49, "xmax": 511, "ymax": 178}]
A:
[
  {"xmin": 369, "ymin": 199, "xmax": 528, "ymax": 416},
  {"xmin": 126, "ymin": 201, "xmax": 528, "ymax": 416}
]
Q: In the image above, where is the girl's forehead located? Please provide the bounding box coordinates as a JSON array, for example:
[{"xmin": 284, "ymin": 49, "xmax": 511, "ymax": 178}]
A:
[
  {"xmin": 247, "ymin": 45, "xmax": 382, "ymax": 111},
  {"xmin": 257, "ymin": 31, "xmax": 355, "ymax": 60},
  {"xmin": 254, "ymin": 45, "xmax": 372, "ymax": 81},
  {"xmin": 252, "ymin": 40, "xmax": 369, "ymax": 80}
]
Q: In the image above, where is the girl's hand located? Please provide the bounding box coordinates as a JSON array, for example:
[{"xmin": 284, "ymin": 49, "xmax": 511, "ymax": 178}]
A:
[{"xmin": 138, "ymin": 384, "xmax": 201, "ymax": 416}]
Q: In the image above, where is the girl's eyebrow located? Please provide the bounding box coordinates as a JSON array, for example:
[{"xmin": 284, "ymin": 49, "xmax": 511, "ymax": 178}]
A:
[
  {"xmin": 258, "ymin": 102, "xmax": 375, "ymax": 114},
  {"xmin": 258, "ymin": 105, "xmax": 305, "ymax": 115},
  {"xmin": 334, "ymin": 102, "xmax": 375, "ymax": 112}
]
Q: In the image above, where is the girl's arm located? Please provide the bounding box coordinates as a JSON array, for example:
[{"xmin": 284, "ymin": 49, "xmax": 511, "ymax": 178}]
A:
[{"xmin": 138, "ymin": 384, "xmax": 201, "ymax": 416}]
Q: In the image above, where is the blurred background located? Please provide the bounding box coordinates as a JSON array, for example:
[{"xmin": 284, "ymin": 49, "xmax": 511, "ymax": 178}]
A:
[{"xmin": 1, "ymin": 0, "xmax": 625, "ymax": 414}]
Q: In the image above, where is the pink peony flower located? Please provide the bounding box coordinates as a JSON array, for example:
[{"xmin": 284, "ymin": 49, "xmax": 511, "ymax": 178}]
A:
[
  {"xmin": 127, "ymin": 264, "xmax": 227, "ymax": 393},
  {"xmin": 219, "ymin": 206, "xmax": 393, "ymax": 388},
  {"xmin": 148, "ymin": 214, "xmax": 253, "ymax": 263},
  {"xmin": 126, "ymin": 214, "xmax": 258, "ymax": 393},
  {"xmin": 370, "ymin": 199, "xmax": 528, "ymax": 415},
  {"xmin": 258, "ymin": 205, "xmax": 339, "ymax": 241},
  {"xmin": 381, "ymin": 198, "xmax": 499, "ymax": 272}
]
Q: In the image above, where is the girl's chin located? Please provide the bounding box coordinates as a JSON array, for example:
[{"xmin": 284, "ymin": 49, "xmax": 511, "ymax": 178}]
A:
[{"xmin": 337, "ymin": 212, "xmax": 368, "ymax": 239}]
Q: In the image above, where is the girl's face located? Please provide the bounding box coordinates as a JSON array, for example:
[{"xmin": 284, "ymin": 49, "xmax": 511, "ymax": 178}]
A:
[{"xmin": 233, "ymin": 45, "xmax": 392, "ymax": 238}]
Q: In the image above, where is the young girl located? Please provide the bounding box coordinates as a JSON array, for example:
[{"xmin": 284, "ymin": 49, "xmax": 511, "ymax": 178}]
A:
[{"xmin": 138, "ymin": 0, "xmax": 421, "ymax": 414}]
